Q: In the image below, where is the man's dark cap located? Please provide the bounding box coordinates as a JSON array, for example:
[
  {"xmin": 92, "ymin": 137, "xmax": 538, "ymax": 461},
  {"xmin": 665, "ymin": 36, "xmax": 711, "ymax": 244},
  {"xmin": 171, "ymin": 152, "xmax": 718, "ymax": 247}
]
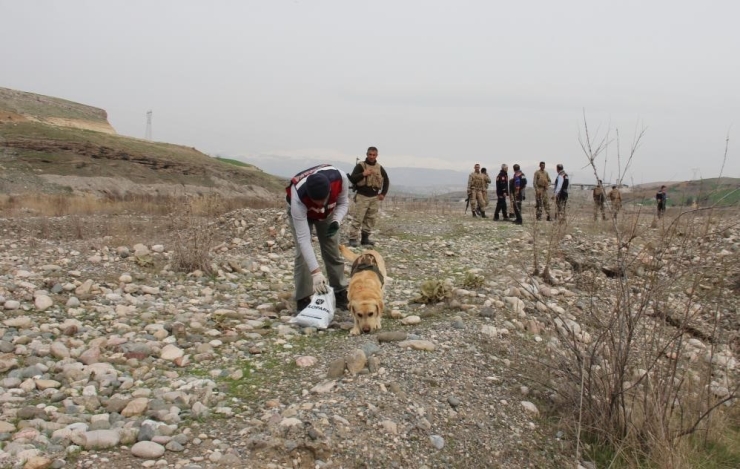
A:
[{"xmin": 305, "ymin": 173, "xmax": 330, "ymax": 200}]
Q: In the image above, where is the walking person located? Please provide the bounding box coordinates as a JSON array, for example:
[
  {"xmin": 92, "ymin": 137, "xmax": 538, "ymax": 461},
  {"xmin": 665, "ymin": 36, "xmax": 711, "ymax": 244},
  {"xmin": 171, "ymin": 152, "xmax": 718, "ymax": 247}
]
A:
[
  {"xmin": 593, "ymin": 180, "xmax": 607, "ymax": 221},
  {"xmin": 656, "ymin": 185, "xmax": 667, "ymax": 218},
  {"xmin": 493, "ymin": 164, "xmax": 510, "ymax": 221},
  {"xmin": 286, "ymin": 164, "xmax": 350, "ymax": 313},
  {"xmin": 609, "ymin": 185, "xmax": 622, "ymax": 219},
  {"xmin": 511, "ymin": 164, "xmax": 527, "ymax": 225},
  {"xmin": 480, "ymin": 167, "xmax": 491, "ymax": 210},
  {"xmin": 467, "ymin": 164, "xmax": 488, "ymax": 218},
  {"xmin": 533, "ymin": 161, "xmax": 552, "ymax": 221},
  {"xmin": 553, "ymin": 164, "xmax": 569, "ymax": 221},
  {"xmin": 348, "ymin": 146, "xmax": 390, "ymax": 246}
]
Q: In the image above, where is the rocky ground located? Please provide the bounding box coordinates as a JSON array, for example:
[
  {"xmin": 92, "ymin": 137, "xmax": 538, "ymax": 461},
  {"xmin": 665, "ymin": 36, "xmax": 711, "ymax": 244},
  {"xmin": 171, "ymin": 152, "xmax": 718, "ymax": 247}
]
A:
[{"xmin": 0, "ymin": 201, "xmax": 737, "ymax": 469}]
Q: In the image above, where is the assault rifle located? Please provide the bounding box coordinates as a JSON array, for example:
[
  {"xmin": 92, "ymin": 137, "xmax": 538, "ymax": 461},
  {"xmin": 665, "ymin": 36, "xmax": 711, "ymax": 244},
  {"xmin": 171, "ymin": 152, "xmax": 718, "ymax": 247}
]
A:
[{"xmin": 464, "ymin": 196, "xmax": 470, "ymax": 213}]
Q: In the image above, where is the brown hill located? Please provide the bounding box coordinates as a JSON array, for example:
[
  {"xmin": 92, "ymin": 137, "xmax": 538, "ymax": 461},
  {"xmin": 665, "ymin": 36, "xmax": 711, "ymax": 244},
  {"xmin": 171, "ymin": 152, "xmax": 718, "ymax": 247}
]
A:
[{"xmin": 0, "ymin": 87, "xmax": 285, "ymax": 199}]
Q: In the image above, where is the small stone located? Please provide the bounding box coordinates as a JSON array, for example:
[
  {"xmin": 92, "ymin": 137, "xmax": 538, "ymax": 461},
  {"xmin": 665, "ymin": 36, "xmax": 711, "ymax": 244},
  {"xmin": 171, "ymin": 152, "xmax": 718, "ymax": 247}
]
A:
[
  {"xmin": 521, "ymin": 401, "xmax": 539, "ymax": 416},
  {"xmin": 34, "ymin": 295, "xmax": 53, "ymax": 311},
  {"xmin": 345, "ymin": 349, "xmax": 367, "ymax": 374},
  {"xmin": 376, "ymin": 331, "xmax": 408, "ymax": 342},
  {"xmin": 121, "ymin": 397, "xmax": 149, "ymax": 417},
  {"xmin": 429, "ymin": 435, "xmax": 445, "ymax": 449},
  {"xmin": 397, "ymin": 340, "xmax": 435, "ymax": 351},
  {"xmin": 326, "ymin": 358, "xmax": 345, "ymax": 378},
  {"xmin": 130, "ymin": 441, "xmax": 166, "ymax": 459},
  {"xmin": 23, "ymin": 456, "xmax": 52, "ymax": 469},
  {"xmin": 295, "ymin": 356, "xmax": 317, "ymax": 367},
  {"xmin": 161, "ymin": 344, "xmax": 184, "ymax": 361}
]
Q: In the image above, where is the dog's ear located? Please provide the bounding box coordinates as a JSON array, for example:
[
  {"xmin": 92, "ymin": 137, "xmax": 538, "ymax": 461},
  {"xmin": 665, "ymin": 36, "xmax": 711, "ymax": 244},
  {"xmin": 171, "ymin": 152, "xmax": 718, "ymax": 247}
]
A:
[
  {"xmin": 348, "ymin": 301, "xmax": 355, "ymax": 315},
  {"xmin": 376, "ymin": 299, "xmax": 384, "ymax": 316}
]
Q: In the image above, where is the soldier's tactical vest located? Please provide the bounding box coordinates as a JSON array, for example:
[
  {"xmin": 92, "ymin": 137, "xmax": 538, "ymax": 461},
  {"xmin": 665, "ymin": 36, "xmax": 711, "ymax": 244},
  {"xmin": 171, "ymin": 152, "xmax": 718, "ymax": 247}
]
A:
[
  {"xmin": 469, "ymin": 172, "xmax": 486, "ymax": 191},
  {"xmin": 356, "ymin": 161, "xmax": 384, "ymax": 190},
  {"xmin": 593, "ymin": 186, "xmax": 604, "ymax": 200},
  {"xmin": 534, "ymin": 170, "xmax": 550, "ymax": 189}
]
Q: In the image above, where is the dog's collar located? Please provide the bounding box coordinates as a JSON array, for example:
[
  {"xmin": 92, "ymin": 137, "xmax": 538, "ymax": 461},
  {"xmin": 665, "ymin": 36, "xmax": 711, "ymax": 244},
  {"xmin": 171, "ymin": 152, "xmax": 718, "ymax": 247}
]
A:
[{"xmin": 350, "ymin": 256, "xmax": 384, "ymax": 286}]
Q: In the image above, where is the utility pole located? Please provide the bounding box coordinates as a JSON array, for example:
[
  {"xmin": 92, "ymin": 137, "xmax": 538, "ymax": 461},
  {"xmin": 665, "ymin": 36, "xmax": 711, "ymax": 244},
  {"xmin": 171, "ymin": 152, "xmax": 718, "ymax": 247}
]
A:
[{"xmin": 145, "ymin": 110, "xmax": 152, "ymax": 141}]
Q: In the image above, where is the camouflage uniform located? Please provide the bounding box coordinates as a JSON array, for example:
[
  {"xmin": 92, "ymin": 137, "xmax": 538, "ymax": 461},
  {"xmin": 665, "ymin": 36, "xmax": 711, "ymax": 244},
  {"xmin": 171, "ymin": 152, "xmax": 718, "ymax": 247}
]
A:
[
  {"xmin": 609, "ymin": 187, "xmax": 622, "ymax": 218},
  {"xmin": 533, "ymin": 168, "xmax": 552, "ymax": 220},
  {"xmin": 593, "ymin": 184, "xmax": 606, "ymax": 221},
  {"xmin": 467, "ymin": 170, "xmax": 488, "ymax": 217},
  {"xmin": 481, "ymin": 170, "xmax": 491, "ymax": 207},
  {"xmin": 348, "ymin": 159, "xmax": 389, "ymax": 245}
]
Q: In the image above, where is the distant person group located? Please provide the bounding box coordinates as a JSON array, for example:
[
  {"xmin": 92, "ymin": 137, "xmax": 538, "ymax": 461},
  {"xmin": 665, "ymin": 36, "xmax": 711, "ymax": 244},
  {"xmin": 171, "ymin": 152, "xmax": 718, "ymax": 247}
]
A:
[{"xmin": 467, "ymin": 161, "xmax": 570, "ymax": 224}]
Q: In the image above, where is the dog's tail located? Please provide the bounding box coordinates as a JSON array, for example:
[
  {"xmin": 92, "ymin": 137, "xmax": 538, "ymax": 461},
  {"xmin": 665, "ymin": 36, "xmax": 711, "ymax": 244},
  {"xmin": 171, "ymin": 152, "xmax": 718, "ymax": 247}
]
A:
[{"xmin": 338, "ymin": 244, "xmax": 359, "ymax": 262}]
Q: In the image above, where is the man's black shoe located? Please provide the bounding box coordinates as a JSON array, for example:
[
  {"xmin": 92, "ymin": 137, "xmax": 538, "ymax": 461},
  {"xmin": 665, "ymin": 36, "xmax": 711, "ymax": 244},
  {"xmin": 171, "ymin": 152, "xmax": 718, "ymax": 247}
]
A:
[{"xmin": 296, "ymin": 296, "xmax": 311, "ymax": 314}]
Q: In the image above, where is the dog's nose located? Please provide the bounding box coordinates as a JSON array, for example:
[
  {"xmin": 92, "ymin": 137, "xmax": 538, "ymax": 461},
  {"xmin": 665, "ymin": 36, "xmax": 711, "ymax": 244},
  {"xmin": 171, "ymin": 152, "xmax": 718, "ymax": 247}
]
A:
[{"xmin": 363, "ymin": 327, "xmax": 371, "ymax": 333}]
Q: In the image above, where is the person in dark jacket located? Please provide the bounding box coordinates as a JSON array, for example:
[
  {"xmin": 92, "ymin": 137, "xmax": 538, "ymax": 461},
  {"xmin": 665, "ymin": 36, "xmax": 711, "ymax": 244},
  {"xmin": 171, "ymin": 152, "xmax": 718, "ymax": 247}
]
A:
[
  {"xmin": 493, "ymin": 164, "xmax": 509, "ymax": 221},
  {"xmin": 510, "ymin": 164, "xmax": 526, "ymax": 225},
  {"xmin": 656, "ymin": 185, "xmax": 667, "ymax": 218}
]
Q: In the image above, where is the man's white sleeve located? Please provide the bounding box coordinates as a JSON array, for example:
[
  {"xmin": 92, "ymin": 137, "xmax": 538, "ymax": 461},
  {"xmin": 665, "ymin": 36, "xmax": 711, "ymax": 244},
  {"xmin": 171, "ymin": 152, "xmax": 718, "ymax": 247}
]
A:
[
  {"xmin": 331, "ymin": 173, "xmax": 350, "ymax": 223},
  {"xmin": 290, "ymin": 186, "xmax": 320, "ymax": 272}
]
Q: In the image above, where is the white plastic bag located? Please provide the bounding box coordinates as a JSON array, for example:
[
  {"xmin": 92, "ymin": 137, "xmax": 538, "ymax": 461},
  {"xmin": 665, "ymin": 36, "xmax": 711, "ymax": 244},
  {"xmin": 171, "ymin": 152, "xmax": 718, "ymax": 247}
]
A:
[{"xmin": 290, "ymin": 287, "xmax": 335, "ymax": 329}]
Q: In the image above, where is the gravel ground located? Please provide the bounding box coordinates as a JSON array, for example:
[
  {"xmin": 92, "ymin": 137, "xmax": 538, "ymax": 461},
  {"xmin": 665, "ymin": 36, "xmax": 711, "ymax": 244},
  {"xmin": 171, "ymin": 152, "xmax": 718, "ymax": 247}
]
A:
[{"xmin": 0, "ymin": 201, "xmax": 737, "ymax": 469}]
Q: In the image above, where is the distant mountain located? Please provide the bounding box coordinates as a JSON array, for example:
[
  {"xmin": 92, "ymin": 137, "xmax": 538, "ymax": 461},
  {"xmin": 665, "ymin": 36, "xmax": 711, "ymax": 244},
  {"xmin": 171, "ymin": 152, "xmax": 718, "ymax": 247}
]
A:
[{"xmin": 232, "ymin": 154, "xmax": 470, "ymax": 195}]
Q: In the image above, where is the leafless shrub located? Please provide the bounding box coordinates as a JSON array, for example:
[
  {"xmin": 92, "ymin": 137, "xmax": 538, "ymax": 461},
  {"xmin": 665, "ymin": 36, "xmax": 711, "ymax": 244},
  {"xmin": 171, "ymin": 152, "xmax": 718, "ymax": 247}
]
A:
[
  {"xmin": 527, "ymin": 117, "xmax": 739, "ymax": 467},
  {"xmin": 169, "ymin": 195, "xmax": 221, "ymax": 275}
]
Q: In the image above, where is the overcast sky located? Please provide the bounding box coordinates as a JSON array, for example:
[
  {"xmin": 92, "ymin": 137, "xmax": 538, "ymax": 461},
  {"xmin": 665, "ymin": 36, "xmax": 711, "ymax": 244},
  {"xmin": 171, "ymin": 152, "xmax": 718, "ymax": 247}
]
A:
[{"xmin": 2, "ymin": 0, "xmax": 738, "ymax": 183}]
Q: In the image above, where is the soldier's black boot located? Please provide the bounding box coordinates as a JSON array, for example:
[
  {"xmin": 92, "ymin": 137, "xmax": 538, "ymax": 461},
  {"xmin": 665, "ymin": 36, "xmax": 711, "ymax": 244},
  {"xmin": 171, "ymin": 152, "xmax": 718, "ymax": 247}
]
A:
[
  {"xmin": 480, "ymin": 210, "xmax": 487, "ymax": 218},
  {"xmin": 361, "ymin": 232, "xmax": 375, "ymax": 246},
  {"xmin": 335, "ymin": 289, "xmax": 348, "ymax": 311},
  {"xmin": 349, "ymin": 239, "xmax": 359, "ymax": 247},
  {"xmin": 472, "ymin": 211, "xmax": 478, "ymax": 218}
]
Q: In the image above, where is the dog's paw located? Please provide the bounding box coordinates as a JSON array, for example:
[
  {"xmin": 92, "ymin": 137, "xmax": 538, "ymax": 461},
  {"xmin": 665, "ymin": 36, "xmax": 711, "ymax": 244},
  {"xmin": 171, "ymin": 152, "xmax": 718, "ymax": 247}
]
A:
[{"xmin": 349, "ymin": 327, "xmax": 360, "ymax": 336}]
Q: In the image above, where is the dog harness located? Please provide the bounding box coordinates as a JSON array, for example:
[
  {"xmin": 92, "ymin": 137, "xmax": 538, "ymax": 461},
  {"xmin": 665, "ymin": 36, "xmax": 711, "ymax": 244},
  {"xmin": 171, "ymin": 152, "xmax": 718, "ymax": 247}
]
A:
[{"xmin": 350, "ymin": 254, "xmax": 384, "ymax": 286}]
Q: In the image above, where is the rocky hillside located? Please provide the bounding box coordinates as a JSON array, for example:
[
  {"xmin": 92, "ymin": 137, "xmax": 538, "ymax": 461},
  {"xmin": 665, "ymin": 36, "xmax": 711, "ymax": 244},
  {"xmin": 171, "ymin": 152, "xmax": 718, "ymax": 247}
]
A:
[{"xmin": 0, "ymin": 87, "xmax": 285, "ymax": 200}]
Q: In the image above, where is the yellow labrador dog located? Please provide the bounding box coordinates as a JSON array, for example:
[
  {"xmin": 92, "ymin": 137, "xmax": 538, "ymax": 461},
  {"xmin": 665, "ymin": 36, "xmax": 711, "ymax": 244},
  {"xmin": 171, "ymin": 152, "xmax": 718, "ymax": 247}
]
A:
[{"xmin": 338, "ymin": 245, "xmax": 387, "ymax": 335}]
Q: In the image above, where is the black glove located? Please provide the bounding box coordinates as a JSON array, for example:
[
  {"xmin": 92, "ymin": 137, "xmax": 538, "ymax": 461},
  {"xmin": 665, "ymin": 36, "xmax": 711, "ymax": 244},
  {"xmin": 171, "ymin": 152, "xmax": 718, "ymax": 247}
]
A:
[{"xmin": 326, "ymin": 221, "xmax": 340, "ymax": 237}]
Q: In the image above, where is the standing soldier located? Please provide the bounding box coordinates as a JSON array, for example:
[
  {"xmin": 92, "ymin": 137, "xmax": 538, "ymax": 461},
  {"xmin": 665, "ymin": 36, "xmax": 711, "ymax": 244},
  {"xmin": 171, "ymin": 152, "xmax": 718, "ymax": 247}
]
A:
[
  {"xmin": 493, "ymin": 164, "xmax": 510, "ymax": 221},
  {"xmin": 533, "ymin": 161, "xmax": 552, "ymax": 221},
  {"xmin": 467, "ymin": 164, "xmax": 488, "ymax": 218},
  {"xmin": 609, "ymin": 185, "xmax": 622, "ymax": 219},
  {"xmin": 592, "ymin": 180, "xmax": 607, "ymax": 221},
  {"xmin": 656, "ymin": 185, "xmax": 667, "ymax": 218},
  {"xmin": 553, "ymin": 164, "xmax": 569, "ymax": 221},
  {"xmin": 348, "ymin": 146, "xmax": 390, "ymax": 247},
  {"xmin": 480, "ymin": 168, "xmax": 491, "ymax": 210},
  {"xmin": 511, "ymin": 164, "xmax": 526, "ymax": 225}
]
